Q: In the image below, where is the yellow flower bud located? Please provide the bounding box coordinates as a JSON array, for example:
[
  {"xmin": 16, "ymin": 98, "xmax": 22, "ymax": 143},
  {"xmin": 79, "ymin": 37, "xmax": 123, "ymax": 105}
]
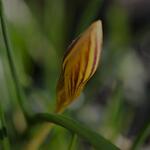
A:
[{"xmin": 56, "ymin": 20, "xmax": 103, "ymax": 113}]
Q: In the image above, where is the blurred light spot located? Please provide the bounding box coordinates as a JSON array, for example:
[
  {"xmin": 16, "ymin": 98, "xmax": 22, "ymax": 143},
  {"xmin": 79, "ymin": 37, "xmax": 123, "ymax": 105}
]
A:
[
  {"xmin": 119, "ymin": 50, "xmax": 148, "ymax": 105},
  {"xmin": 3, "ymin": 0, "xmax": 32, "ymax": 26},
  {"xmin": 13, "ymin": 109, "xmax": 27, "ymax": 133}
]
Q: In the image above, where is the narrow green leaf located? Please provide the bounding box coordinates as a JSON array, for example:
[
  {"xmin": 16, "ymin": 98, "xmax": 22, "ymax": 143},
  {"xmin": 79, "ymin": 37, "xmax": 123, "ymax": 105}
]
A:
[
  {"xmin": 131, "ymin": 120, "xmax": 150, "ymax": 150},
  {"xmin": 32, "ymin": 113, "xmax": 120, "ymax": 150},
  {"xmin": 0, "ymin": 0, "xmax": 29, "ymax": 118},
  {"xmin": 68, "ymin": 133, "xmax": 77, "ymax": 150}
]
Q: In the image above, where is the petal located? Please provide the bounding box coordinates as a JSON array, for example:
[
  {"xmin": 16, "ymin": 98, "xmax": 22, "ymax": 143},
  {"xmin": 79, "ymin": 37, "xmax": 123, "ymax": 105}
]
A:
[{"xmin": 56, "ymin": 20, "xmax": 103, "ymax": 113}]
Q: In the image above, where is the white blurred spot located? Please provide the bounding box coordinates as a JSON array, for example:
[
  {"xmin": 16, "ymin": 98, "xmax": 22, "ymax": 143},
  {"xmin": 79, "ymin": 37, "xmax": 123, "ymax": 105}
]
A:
[
  {"xmin": 119, "ymin": 50, "xmax": 148, "ymax": 105},
  {"xmin": 3, "ymin": 0, "xmax": 32, "ymax": 26}
]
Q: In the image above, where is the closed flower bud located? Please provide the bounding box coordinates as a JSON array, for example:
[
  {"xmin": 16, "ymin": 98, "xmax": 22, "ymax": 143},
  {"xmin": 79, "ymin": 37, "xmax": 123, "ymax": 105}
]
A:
[{"xmin": 56, "ymin": 20, "xmax": 103, "ymax": 113}]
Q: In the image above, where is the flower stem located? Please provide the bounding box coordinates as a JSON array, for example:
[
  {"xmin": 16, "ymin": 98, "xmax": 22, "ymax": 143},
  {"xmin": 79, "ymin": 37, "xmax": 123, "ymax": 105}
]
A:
[
  {"xmin": 68, "ymin": 133, "xmax": 77, "ymax": 150},
  {"xmin": 0, "ymin": 0, "xmax": 28, "ymax": 118}
]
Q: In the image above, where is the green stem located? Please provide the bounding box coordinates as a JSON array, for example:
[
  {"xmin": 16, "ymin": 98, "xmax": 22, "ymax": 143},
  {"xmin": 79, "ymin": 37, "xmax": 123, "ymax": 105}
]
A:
[
  {"xmin": 68, "ymin": 134, "xmax": 77, "ymax": 150},
  {"xmin": 32, "ymin": 113, "xmax": 120, "ymax": 150},
  {"xmin": 0, "ymin": 104, "xmax": 10, "ymax": 150},
  {"xmin": 131, "ymin": 120, "xmax": 150, "ymax": 150},
  {"xmin": 0, "ymin": 0, "xmax": 28, "ymax": 118}
]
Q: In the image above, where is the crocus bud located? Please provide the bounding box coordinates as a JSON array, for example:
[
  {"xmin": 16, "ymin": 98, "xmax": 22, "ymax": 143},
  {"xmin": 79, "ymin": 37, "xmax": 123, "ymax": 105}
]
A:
[{"xmin": 56, "ymin": 20, "xmax": 103, "ymax": 113}]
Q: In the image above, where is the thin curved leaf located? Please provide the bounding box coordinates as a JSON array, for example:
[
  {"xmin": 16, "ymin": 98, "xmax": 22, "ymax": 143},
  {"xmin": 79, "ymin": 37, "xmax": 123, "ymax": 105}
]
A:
[{"xmin": 32, "ymin": 113, "xmax": 120, "ymax": 150}]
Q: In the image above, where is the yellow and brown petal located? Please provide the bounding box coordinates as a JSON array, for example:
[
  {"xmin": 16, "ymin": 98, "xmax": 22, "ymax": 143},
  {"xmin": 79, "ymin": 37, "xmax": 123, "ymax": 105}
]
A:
[{"xmin": 56, "ymin": 20, "xmax": 103, "ymax": 113}]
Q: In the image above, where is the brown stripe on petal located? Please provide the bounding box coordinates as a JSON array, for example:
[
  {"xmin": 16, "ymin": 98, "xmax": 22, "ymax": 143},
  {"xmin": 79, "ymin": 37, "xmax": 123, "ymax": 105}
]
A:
[
  {"xmin": 88, "ymin": 33, "xmax": 98, "ymax": 78},
  {"xmin": 94, "ymin": 33, "xmax": 101, "ymax": 73},
  {"xmin": 69, "ymin": 70, "xmax": 74, "ymax": 97},
  {"xmin": 62, "ymin": 35, "xmax": 81, "ymax": 68},
  {"xmin": 74, "ymin": 58, "xmax": 82, "ymax": 91},
  {"xmin": 70, "ymin": 68, "xmax": 76, "ymax": 96},
  {"xmin": 68, "ymin": 70, "xmax": 72, "ymax": 96},
  {"xmin": 76, "ymin": 32, "xmax": 91, "ymax": 91},
  {"xmin": 72, "ymin": 60, "xmax": 79, "ymax": 95},
  {"xmin": 65, "ymin": 70, "xmax": 72, "ymax": 98},
  {"xmin": 68, "ymin": 80, "xmax": 72, "ymax": 98}
]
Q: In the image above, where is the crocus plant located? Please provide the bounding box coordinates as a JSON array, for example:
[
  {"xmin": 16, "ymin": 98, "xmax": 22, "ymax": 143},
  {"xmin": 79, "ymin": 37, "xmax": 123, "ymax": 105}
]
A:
[
  {"xmin": 27, "ymin": 20, "xmax": 103, "ymax": 150},
  {"xmin": 56, "ymin": 20, "xmax": 103, "ymax": 113},
  {"xmin": 25, "ymin": 20, "xmax": 104, "ymax": 150},
  {"xmin": 0, "ymin": 5, "xmax": 119, "ymax": 148}
]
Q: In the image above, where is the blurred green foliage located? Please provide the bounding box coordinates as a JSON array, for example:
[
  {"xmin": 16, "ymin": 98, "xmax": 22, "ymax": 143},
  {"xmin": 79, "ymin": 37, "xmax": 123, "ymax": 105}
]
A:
[{"xmin": 0, "ymin": 0, "xmax": 150, "ymax": 149}]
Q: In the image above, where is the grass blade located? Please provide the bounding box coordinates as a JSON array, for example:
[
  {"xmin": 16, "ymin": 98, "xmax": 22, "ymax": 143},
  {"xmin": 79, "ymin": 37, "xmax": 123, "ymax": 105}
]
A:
[{"xmin": 32, "ymin": 113, "xmax": 120, "ymax": 150}]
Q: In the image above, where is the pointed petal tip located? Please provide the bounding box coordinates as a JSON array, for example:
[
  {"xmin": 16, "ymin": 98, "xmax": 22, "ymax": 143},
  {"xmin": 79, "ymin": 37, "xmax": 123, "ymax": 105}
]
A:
[
  {"xmin": 89, "ymin": 20, "xmax": 103, "ymax": 37},
  {"xmin": 91, "ymin": 20, "xmax": 102, "ymax": 30}
]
